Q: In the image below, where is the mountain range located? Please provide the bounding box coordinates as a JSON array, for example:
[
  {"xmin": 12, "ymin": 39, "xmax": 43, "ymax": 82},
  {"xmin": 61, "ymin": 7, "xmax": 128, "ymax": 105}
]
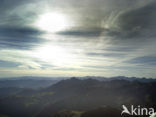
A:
[{"xmin": 0, "ymin": 76, "xmax": 155, "ymax": 117}]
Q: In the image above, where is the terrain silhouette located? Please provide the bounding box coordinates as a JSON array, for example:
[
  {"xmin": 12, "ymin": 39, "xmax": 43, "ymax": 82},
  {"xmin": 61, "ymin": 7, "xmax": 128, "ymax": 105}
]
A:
[{"xmin": 0, "ymin": 77, "xmax": 155, "ymax": 117}]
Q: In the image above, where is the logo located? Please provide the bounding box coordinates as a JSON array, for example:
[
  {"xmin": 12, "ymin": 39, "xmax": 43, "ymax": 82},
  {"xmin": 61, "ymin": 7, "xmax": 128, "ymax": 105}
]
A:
[{"xmin": 121, "ymin": 105, "xmax": 155, "ymax": 116}]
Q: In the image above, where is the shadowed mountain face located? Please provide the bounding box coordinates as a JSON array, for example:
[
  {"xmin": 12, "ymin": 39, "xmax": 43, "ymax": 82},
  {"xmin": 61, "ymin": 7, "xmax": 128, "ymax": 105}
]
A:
[{"xmin": 0, "ymin": 77, "xmax": 156, "ymax": 117}]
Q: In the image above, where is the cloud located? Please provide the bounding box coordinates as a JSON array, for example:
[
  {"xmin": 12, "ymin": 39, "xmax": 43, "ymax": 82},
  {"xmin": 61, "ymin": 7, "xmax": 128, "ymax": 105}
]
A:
[
  {"xmin": 0, "ymin": 0, "xmax": 156, "ymax": 77},
  {"xmin": 0, "ymin": 26, "xmax": 42, "ymax": 36},
  {"xmin": 86, "ymin": 52, "xmax": 125, "ymax": 58},
  {"xmin": 0, "ymin": 0, "xmax": 30, "ymax": 13},
  {"xmin": 0, "ymin": 26, "xmax": 44, "ymax": 50},
  {"xmin": 127, "ymin": 56, "xmax": 156, "ymax": 66},
  {"xmin": 56, "ymin": 0, "xmax": 156, "ymax": 47},
  {"xmin": 114, "ymin": 0, "xmax": 156, "ymax": 39},
  {"xmin": 0, "ymin": 60, "xmax": 19, "ymax": 68},
  {"xmin": 57, "ymin": 28, "xmax": 103, "ymax": 37},
  {"xmin": 103, "ymin": 46, "xmax": 137, "ymax": 52}
]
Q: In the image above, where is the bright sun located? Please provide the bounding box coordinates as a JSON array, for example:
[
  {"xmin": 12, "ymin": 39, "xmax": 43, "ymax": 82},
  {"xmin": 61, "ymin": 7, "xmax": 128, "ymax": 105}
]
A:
[
  {"xmin": 33, "ymin": 44, "xmax": 76, "ymax": 66},
  {"xmin": 36, "ymin": 12, "xmax": 70, "ymax": 32}
]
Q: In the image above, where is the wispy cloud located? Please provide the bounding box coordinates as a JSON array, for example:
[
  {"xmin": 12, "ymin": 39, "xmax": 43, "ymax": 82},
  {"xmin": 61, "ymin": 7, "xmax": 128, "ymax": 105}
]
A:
[{"xmin": 0, "ymin": 0, "xmax": 156, "ymax": 78}]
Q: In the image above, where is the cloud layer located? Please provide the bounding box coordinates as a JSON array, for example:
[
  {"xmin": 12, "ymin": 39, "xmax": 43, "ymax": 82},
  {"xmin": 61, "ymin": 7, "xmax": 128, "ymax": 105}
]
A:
[{"xmin": 0, "ymin": 0, "xmax": 156, "ymax": 78}]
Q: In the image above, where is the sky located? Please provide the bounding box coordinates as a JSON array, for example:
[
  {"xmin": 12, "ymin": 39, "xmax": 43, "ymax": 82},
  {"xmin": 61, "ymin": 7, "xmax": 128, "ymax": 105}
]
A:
[{"xmin": 0, "ymin": 0, "xmax": 156, "ymax": 78}]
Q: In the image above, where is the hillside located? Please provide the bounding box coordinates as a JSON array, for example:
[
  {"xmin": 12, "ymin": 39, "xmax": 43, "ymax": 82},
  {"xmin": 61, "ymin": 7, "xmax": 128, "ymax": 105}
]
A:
[{"xmin": 0, "ymin": 77, "xmax": 156, "ymax": 117}]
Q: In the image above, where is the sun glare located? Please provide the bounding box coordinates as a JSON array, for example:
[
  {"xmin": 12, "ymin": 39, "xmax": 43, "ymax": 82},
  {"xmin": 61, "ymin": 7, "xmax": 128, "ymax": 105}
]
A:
[
  {"xmin": 36, "ymin": 12, "xmax": 70, "ymax": 32},
  {"xmin": 34, "ymin": 44, "xmax": 75, "ymax": 66}
]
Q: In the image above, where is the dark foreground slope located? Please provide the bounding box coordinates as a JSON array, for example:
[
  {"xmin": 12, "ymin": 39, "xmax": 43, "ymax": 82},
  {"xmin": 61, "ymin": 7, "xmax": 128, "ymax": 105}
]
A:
[{"xmin": 0, "ymin": 77, "xmax": 156, "ymax": 117}]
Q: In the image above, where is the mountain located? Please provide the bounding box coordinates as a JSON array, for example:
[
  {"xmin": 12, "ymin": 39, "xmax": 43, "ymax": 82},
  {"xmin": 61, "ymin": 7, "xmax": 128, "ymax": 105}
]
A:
[
  {"xmin": 0, "ymin": 76, "xmax": 62, "ymax": 89},
  {"xmin": 0, "ymin": 76, "xmax": 155, "ymax": 89},
  {"xmin": 0, "ymin": 77, "xmax": 156, "ymax": 117},
  {"xmin": 37, "ymin": 78, "xmax": 156, "ymax": 117},
  {"xmin": 82, "ymin": 76, "xmax": 156, "ymax": 82}
]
